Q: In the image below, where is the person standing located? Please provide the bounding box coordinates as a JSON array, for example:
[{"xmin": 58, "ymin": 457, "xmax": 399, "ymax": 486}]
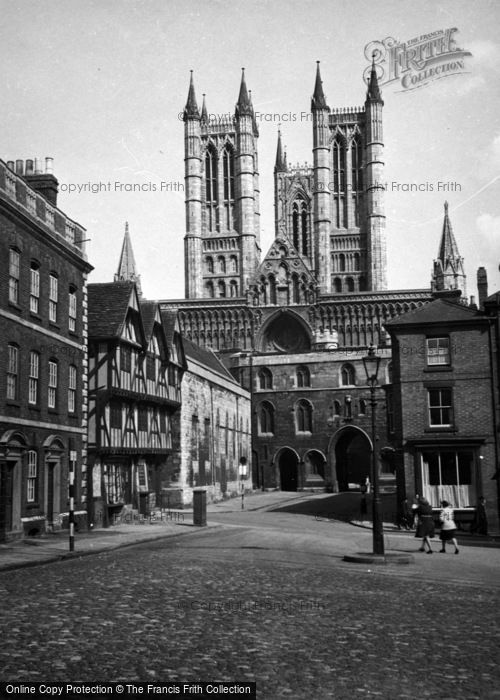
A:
[
  {"xmin": 471, "ymin": 496, "xmax": 488, "ymax": 536},
  {"xmin": 439, "ymin": 500, "xmax": 459, "ymax": 554},
  {"xmin": 415, "ymin": 497, "xmax": 435, "ymax": 553}
]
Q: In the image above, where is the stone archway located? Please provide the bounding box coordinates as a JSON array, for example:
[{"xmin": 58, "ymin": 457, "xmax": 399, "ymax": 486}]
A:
[
  {"xmin": 330, "ymin": 427, "xmax": 372, "ymax": 492},
  {"xmin": 277, "ymin": 448, "xmax": 299, "ymax": 492}
]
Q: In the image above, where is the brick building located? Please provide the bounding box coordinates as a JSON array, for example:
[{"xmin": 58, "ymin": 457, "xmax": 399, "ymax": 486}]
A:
[
  {"xmin": 0, "ymin": 157, "xmax": 92, "ymax": 540},
  {"xmin": 386, "ymin": 290, "xmax": 500, "ymax": 532},
  {"xmin": 87, "ymin": 279, "xmax": 185, "ymax": 525}
]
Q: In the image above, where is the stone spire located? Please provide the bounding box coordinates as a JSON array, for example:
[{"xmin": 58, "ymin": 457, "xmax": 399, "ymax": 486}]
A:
[
  {"xmin": 366, "ymin": 54, "xmax": 383, "ymax": 104},
  {"xmin": 183, "ymin": 70, "xmax": 200, "ymax": 121},
  {"xmin": 235, "ymin": 68, "xmax": 253, "ymax": 117},
  {"xmin": 200, "ymin": 93, "xmax": 208, "ymax": 122},
  {"xmin": 115, "ymin": 222, "xmax": 142, "ymax": 296},
  {"xmin": 431, "ymin": 202, "xmax": 467, "ymax": 298},
  {"xmin": 274, "ymin": 129, "xmax": 286, "ymax": 172},
  {"xmin": 311, "ymin": 61, "xmax": 328, "ymax": 111}
]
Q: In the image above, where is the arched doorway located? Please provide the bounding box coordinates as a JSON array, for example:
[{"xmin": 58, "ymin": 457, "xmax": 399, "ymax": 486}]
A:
[
  {"xmin": 334, "ymin": 428, "xmax": 371, "ymax": 492},
  {"xmin": 277, "ymin": 448, "xmax": 299, "ymax": 491}
]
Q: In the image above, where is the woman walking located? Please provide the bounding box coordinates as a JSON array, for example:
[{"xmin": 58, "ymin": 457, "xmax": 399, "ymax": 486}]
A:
[
  {"xmin": 439, "ymin": 500, "xmax": 459, "ymax": 554},
  {"xmin": 415, "ymin": 496, "xmax": 435, "ymax": 553}
]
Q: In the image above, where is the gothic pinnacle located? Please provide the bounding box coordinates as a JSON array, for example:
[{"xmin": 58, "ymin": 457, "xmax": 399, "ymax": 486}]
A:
[
  {"xmin": 311, "ymin": 61, "xmax": 328, "ymax": 111},
  {"xmin": 235, "ymin": 68, "xmax": 253, "ymax": 117},
  {"xmin": 183, "ymin": 70, "xmax": 200, "ymax": 121}
]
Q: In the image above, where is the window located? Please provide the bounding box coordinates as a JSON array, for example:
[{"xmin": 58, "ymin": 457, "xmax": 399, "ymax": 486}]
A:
[
  {"xmin": 258, "ymin": 367, "xmax": 273, "ymax": 390},
  {"xmin": 206, "ymin": 256, "xmax": 214, "ymax": 274},
  {"xmin": 30, "ymin": 262, "xmax": 40, "ymax": 313},
  {"xmin": 205, "ymin": 147, "xmax": 217, "ymax": 232},
  {"xmin": 68, "ymin": 285, "xmax": 77, "ymax": 332},
  {"xmin": 359, "ymin": 398, "xmax": 367, "ymax": 416},
  {"xmin": 6, "ymin": 344, "xmax": 19, "ymax": 400},
  {"xmin": 121, "ymin": 346, "xmax": 132, "ymax": 373},
  {"xmin": 110, "ymin": 401, "xmax": 122, "ymax": 429},
  {"xmin": 138, "ymin": 409, "xmax": 148, "ymax": 432},
  {"xmin": 9, "ymin": 248, "xmax": 20, "ymax": 304},
  {"xmin": 68, "ymin": 365, "xmax": 77, "ymax": 413},
  {"xmin": 147, "ymin": 355, "xmax": 156, "ymax": 381},
  {"xmin": 333, "ymin": 400, "xmax": 341, "ymax": 416},
  {"xmin": 48, "ymin": 360, "xmax": 58, "ymax": 408},
  {"xmin": 49, "ymin": 274, "xmax": 58, "ymax": 322},
  {"xmin": 427, "ymin": 337, "xmax": 450, "ymax": 366},
  {"xmin": 296, "ymin": 399, "xmax": 313, "ymax": 432},
  {"xmin": 259, "ymin": 401, "xmax": 274, "ymax": 434},
  {"xmin": 296, "ymin": 365, "xmax": 311, "ymax": 388},
  {"xmin": 428, "ymin": 388, "xmax": 453, "ymax": 427},
  {"xmin": 421, "ymin": 450, "xmax": 474, "ymax": 507},
  {"xmin": 341, "ymin": 363, "xmax": 355, "ymax": 386},
  {"xmin": 28, "ymin": 351, "xmax": 40, "ymax": 405},
  {"xmin": 27, "ymin": 451, "xmax": 38, "ymax": 503}
]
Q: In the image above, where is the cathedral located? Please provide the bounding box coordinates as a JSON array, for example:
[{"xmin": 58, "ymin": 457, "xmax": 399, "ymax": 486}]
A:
[{"xmin": 159, "ymin": 61, "xmax": 469, "ymax": 494}]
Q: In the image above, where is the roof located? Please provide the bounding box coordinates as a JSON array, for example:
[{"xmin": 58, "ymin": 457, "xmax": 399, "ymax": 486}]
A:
[
  {"xmin": 183, "ymin": 338, "xmax": 237, "ymax": 383},
  {"xmin": 159, "ymin": 307, "xmax": 180, "ymax": 345},
  {"xmin": 385, "ymin": 296, "xmax": 485, "ymax": 330},
  {"xmin": 87, "ymin": 281, "xmax": 135, "ymax": 339},
  {"xmin": 140, "ymin": 300, "xmax": 158, "ymax": 339}
]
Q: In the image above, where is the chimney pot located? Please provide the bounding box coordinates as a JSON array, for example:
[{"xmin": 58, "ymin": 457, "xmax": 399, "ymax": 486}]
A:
[
  {"xmin": 34, "ymin": 158, "xmax": 43, "ymax": 174},
  {"xmin": 45, "ymin": 157, "xmax": 54, "ymax": 174},
  {"xmin": 25, "ymin": 159, "xmax": 34, "ymax": 175},
  {"xmin": 7, "ymin": 161, "xmax": 14, "ymax": 171},
  {"xmin": 15, "ymin": 160, "xmax": 24, "ymax": 175}
]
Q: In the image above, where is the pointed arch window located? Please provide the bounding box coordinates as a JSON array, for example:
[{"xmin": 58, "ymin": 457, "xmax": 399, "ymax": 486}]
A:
[
  {"xmin": 351, "ymin": 136, "xmax": 363, "ymax": 192},
  {"xmin": 217, "ymin": 280, "xmax": 226, "ymax": 298},
  {"xmin": 296, "ymin": 399, "xmax": 313, "ymax": 433},
  {"xmin": 339, "ymin": 254, "xmax": 346, "ymax": 272},
  {"xmin": 229, "ymin": 255, "xmax": 238, "ymax": 273},
  {"xmin": 333, "ymin": 400, "xmax": 342, "ymax": 416},
  {"xmin": 341, "ymin": 363, "xmax": 355, "ymax": 386},
  {"xmin": 205, "ymin": 281, "xmax": 214, "ymax": 298},
  {"xmin": 296, "ymin": 365, "xmax": 311, "ymax": 388},
  {"xmin": 292, "ymin": 198, "xmax": 310, "ymax": 256},
  {"xmin": 205, "ymin": 146, "xmax": 218, "ymax": 232},
  {"xmin": 206, "ymin": 256, "xmax": 214, "ymax": 274},
  {"xmin": 222, "ymin": 145, "xmax": 235, "ymax": 230},
  {"xmin": 229, "ymin": 280, "xmax": 238, "ymax": 297},
  {"xmin": 258, "ymin": 367, "xmax": 273, "ymax": 390},
  {"xmin": 259, "ymin": 401, "xmax": 274, "ymax": 435},
  {"xmin": 346, "ymin": 277, "xmax": 355, "ymax": 292},
  {"xmin": 333, "ymin": 141, "xmax": 346, "ymax": 193},
  {"xmin": 333, "ymin": 277, "xmax": 342, "ymax": 293},
  {"xmin": 217, "ymin": 256, "xmax": 226, "ymax": 273}
]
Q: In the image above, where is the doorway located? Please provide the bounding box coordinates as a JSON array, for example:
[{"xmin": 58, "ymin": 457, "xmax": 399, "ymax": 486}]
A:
[{"xmin": 278, "ymin": 449, "xmax": 299, "ymax": 491}]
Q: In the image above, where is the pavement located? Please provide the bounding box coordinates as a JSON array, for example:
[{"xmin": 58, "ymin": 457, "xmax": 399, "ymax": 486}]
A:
[{"xmin": 0, "ymin": 489, "xmax": 497, "ymax": 573}]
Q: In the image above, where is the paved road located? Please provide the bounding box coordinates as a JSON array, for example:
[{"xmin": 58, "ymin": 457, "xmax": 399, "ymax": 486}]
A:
[{"xmin": 1, "ymin": 510, "xmax": 499, "ymax": 700}]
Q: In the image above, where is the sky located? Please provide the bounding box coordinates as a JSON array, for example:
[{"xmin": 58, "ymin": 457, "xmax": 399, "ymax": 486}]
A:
[{"xmin": 1, "ymin": 0, "xmax": 499, "ymax": 301}]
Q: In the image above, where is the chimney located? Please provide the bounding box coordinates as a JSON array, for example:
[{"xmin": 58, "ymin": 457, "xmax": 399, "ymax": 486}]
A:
[
  {"xmin": 24, "ymin": 156, "xmax": 59, "ymax": 206},
  {"xmin": 477, "ymin": 267, "xmax": 488, "ymax": 310}
]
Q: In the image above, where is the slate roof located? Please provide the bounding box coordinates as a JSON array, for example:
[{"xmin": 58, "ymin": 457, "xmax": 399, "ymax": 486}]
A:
[
  {"xmin": 140, "ymin": 300, "xmax": 158, "ymax": 340},
  {"xmin": 183, "ymin": 338, "xmax": 237, "ymax": 383},
  {"xmin": 87, "ymin": 281, "xmax": 135, "ymax": 339},
  {"xmin": 385, "ymin": 296, "xmax": 485, "ymax": 329}
]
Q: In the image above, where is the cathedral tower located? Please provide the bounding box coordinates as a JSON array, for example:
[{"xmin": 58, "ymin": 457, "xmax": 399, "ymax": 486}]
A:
[
  {"xmin": 431, "ymin": 201, "xmax": 467, "ymax": 298},
  {"xmin": 275, "ymin": 61, "xmax": 388, "ymax": 295},
  {"xmin": 183, "ymin": 70, "xmax": 261, "ymax": 300}
]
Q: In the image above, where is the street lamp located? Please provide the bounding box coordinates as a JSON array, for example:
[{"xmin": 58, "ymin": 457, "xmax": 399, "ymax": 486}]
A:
[
  {"xmin": 239, "ymin": 457, "xmax": 248, "ymax": 510},
  {"xmin": 362, "ymin": 343, "xmax": 384, "ymax": 556}
]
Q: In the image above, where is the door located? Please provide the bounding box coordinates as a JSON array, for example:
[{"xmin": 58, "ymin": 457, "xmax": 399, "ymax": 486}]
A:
[{"xmin": 0, "ymin": 463, "xmax": 14, "ymax": 539}]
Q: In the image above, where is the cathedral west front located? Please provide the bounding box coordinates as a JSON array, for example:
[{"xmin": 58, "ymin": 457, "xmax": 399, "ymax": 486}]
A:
[{"xmin": 160, "ymin": 61, "xmax": 466, "ymax": 494}]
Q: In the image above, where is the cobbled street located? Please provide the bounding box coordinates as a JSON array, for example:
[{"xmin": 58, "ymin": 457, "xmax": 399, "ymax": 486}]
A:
[{"xmin": 1, "ymin": 509, "xmax": 500, "ymax": 700}]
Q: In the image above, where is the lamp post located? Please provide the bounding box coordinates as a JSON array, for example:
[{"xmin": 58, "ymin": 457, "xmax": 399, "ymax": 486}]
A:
[
  {"xmin": 362, "ymin": 344, "xmax": 384, "ymax": 556},
  {"xmin": 239, "ymin": 457, "xmax": 248, "ymax": 510}
]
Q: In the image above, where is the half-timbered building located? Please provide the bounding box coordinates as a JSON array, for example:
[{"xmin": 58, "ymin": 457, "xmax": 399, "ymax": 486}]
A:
[{"xmin": 87, "ymin": 281, "xmax": 185, "ymax": 526}]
